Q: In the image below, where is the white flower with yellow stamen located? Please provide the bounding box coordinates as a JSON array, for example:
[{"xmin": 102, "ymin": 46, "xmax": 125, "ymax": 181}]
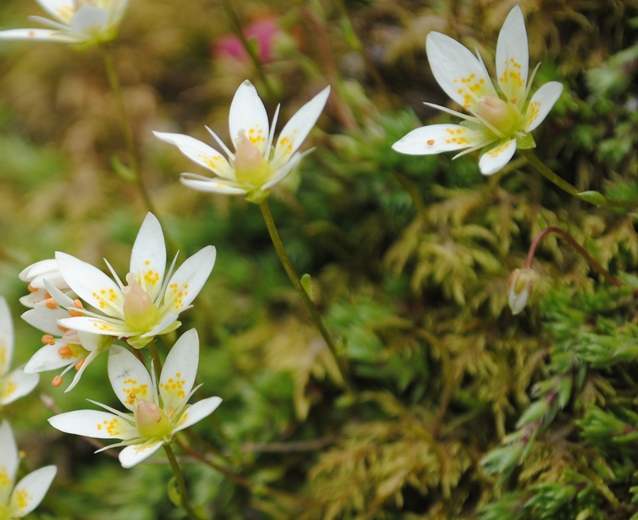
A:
[
  {"xmin": 48, "ymin": 329, "xmax": 222, "ymax": 468},
  {"xmin": 0, "ymin": 0, "xmax": 129, "ymax": 45},
  {"xmin": 0, "ymin": 421, "xmax": 56, "ymax": 519},
  {"xmin": 392, "ymin": 5, "xmax": 563, "ymax": 175},
  {"xmin": 154, "ymin": 79, "xmax": 330, "ymax": 202},
  {"xmin": 0, "ymin": 297, "xmax": 39, "ymax": 406},
  {"xmin": 43, "ymin": 212, "xmax": 216, "ymax": 349}
]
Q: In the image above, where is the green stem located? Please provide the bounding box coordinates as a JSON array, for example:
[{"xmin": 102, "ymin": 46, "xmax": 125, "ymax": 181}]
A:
[
  {"xmin": 525, "ymin": 226, "xmax": 623, "ymax": 287},
  {"xmin": 148, "ymin": 340, "xmax": 163, "ymax": 380},
  {"xmin": 163, "ymin": 444, "xmax": 205, "ymax": 520},
  {"xmin": 221, "ymin": 0, "xmax": 276, "ymax": 99},
  {"xmin": 100, "ymin": 44, "xmax": 157, "ymax": 215},
  {"xmin": 258, "ymin": 200, "xmax": 353, "ymax": 393},
  {"xmin": 520, "ymin": 149, "xmax": 638, "ymax": 209}
]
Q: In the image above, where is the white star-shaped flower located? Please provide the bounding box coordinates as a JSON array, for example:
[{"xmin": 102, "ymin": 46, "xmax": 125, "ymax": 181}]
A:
[
  {"xmin": 392, "ymin": 6, "xmax": 563, "ymax": 175},
  {"xmin": 40, "ymin": 212, "xmax": 216, "ymax": 349},
  {"xmin": 0, "ymin": 297, "xmax": 39, "ymax": 406},
  {"xmin": 0, "ymin": 420, "xmax": 56, "ymax": 518},
  {"xmin": 0, "ymin": 0, "xmax": 130, "ymax": 46},
  {"xmin": 49, "ymin": 329, "xmax": 222, "ymax": 468},
  {"xmin": 154, "ymin": 80, "xmax": 330, "ymax": 202}
]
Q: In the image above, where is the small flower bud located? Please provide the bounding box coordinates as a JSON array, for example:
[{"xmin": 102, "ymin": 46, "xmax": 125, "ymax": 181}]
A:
[
  {"xmin": 508, "ymin": 267, "xmax": 538, "ymax": 315},
  {"xmin": 233, "ymin": 129, "xmax": 270, "ymax": 188},
  {"xmin": 134, "ymin": 400, "xmax": 170, "ymax": 439}
]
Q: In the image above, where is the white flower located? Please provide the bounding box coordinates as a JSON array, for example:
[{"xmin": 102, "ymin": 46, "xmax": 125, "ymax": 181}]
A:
[
  {"xmin": 43, "ymin": 213, "xmax": 216, "ymax": 349},
  {"xmin": 392, "ymin": 6, "xmax": 563, "ymax": 175},
  {"xmin": 154, "ymin": 80, "xmax": 330, "ymax": 202},
  {"xmin": 19, "ymin": 259, "xmax": 110, "ymax": 392},
  {"xmin": 0, "ymin": 0, "xmax": 130, "ymax": 46},
  {"xmin": 0, "ymin": 421, "xmax": 56, "ymax": 518},
  {"xmin": 49, "ymin": 329, "xmax": 222, "ymax": 468},
  {"xmin": 0, "ymin": 297, "xmax": 39, "ymax": 406}
]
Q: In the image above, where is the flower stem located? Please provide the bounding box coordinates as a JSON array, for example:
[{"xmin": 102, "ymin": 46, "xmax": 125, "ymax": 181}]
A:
[
  {"xmin": 163, "ymin": 443, "xmax": 205, "ymax": 520},
  {"xmin": 221, "ymin": 0, "xmax": 276, "ymax": 99},
  {"xmin": 258, "ymin": 200, "xmax": 353, "ymax": 393},
  {"xmin": 520, "ymin": 149, "xmax": 638, "ymax": 209},
  {"xmin": 100, "ymin": 44, "xmax": 157, "ymax": 215},
  {"xmin": 525, "ymin": 226, "xmax": 623, "ymax": 287}
]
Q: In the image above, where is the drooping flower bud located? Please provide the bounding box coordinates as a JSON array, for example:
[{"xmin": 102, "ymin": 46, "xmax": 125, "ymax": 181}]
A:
[
  {"xmin": 508, "ymin": 267, "xmax": 539, "ymax": 315},
  {"xmin": 233, "ymin": 129, "xmax": 270, "ymax": 188},
  {"xmin": 477, "ymin": 96, "xmax": 521, "ymax": 136},
  {"xmin": 134, "ymin": 399, "xmax": 170, "ymax": 439},
  {"xmin": 123, "ymin": 273, "xmax": 159, "ymax": 332}
]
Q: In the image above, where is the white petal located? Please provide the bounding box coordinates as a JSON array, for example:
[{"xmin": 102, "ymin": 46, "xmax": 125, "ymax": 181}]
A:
[
  {"xmin": 109, "ymin": 0, "xmax": 130, "ymax": 25},
  {"xmin": 0, "ymin": 367, "xmax": 39, "ymax": 405},
  {"xmin": 21, "ymin": 306, "xmax": 69, "ymax": 336},
  {"xmin": 392, "ymin": 124, "xmax": 492, "ymax": 155},
  {"xmin": 57, "ymin": 316, "xmax": 129, "ymax": 336},
  {"xmin": 161, "ymin": 246, "xmax": 216, "ymax": 313},
  {"xmin": 153, "ymin": 131, "xmax": 235, "ymax": 180},
  {"xmin": 0, "ymin": 297, "xmax": 13, "ymax": 376},
  {"xmin": 173, "ymin": 396, "xmax": 223, "ymax": 434},
  {"xmin": 229, "ymin": 80, "xmax": 269, "ymax": 155},
  {"xmin": 18, "ymin": 259, "xmax": 60, "ymax": 285},
  {"xmin": 180, "ymin": 173, "xmax": 247, "ymax": 195},
  {"xmin": 525, "ymin": 81, "xmax": 563, "ymax": 132},
  {"xmin": 263, "ymin": 152, "xmax": 302, "ymax": 190},
  {"xmin": 129, "ymin": 213, "xmax": 166, "ymax": 301},
  {"xmin": 108, "ymin": 345, "xmax": 154, "ymax": 411},
  {"xmin": 159, "ymin": 329, "xmax": 199, "ymax": 414},
  {"xmin": 55, "ymin": 252, "xmax": 124, "ymax": 318},
  {"xmin": 0, "ymin": 28, "xmax": 73, "ymax": 41},
  {"xmin": 49, "ymin": 409, "xmax": 137, "ymax": 439},
  {"xmin": 0, "ymin": 420, "xmax": 19, "ymax": 497},
  {"xmin": 496, "ymin": 5, "xmax": 529, "ymax": 106},
  {"xmin": 273, "ymin": 86, "xmax": 330, "ymax": 164},
  {"xmin": 119, "ymin": 441, "xmax": 163, "ymax": 468},
  {"xmin": 478, "ymin": 139, "xmax": 518, "ymax": 175},
  {"xmin": 35, "ymin": 0, "xmax": 75, "ymax": 22},
  {"xmin": 426, "ymin": 32, "xmax": 497, "ymax": 112},
  {"xmin": 64, "ymin": 341, "xmax": 110, "ymax": 393},
  {"xmin": 70, "ymin": 5, "xmax": 109, "ymax": 34},
  {"xmin": 24, "ymin": 343, "xmax": 82, "ymax": 373},
  {"xmin": 10, "ymin": 465, "xmax": 57, "ymax": 517}
]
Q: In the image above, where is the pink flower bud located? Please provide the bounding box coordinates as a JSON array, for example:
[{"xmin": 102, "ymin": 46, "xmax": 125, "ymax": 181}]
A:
[
  {"xmin": 123, "ymin": 273, "xmax": 159, "ymax": 332},
  {"xmin": 134, "ymin": 400, "xmax": 170, "ymax": 439},
  {"xmin": 477, "ymin": 96, "xmax": 521, "ymax": 135},
  {"xmin": 233, "ymin": 129, "xmax": 271, "ymax": 187}
]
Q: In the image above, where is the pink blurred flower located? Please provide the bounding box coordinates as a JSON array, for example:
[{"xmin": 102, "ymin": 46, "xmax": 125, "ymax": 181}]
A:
[{"xmin": 214, "ymin": 18, "xmax": 281, "ymax": 63}]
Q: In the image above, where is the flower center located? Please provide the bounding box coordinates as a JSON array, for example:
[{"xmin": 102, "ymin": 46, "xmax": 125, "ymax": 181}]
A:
[
  {"xmin": 134, "ymin": 400, "xmax": 171, "ymax": 439},
  {"xmin": 233, "ymin": 130, "xmax": 271, "ymax": 188},
  {"xmin": 122, "ymin": 273, "xmax": 159, "ymax": 332},
  {"xmin": 477, "ymin": 96, "xmax": 521, "ymax": 136}
]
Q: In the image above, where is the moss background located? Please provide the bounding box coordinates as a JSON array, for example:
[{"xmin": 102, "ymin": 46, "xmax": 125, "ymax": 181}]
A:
[{"xmin": 2, "ymin": 0, "xmax": 638, "ymax": 518}]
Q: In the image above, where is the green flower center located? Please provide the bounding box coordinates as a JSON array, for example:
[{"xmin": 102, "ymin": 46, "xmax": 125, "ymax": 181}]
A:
[
  {"xmin": 477, "ymin": 96, "xmax": 521, "ymax": 136},
  {"xmin": 122, "ymin": 273, "xmax": 159, "ymax": 333},
  {"xmin": 134, "ymin": 400, "xmax": 171, "ymax": 439},
  {"xmin": 234, "ymin": 130, "xmax": 271, "ymax": 188}
]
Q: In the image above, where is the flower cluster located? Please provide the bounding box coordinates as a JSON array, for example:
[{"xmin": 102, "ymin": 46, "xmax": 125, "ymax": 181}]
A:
[{"xmin": 19, "ymin": 213, "xmax": 216, "ymax": 391}]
